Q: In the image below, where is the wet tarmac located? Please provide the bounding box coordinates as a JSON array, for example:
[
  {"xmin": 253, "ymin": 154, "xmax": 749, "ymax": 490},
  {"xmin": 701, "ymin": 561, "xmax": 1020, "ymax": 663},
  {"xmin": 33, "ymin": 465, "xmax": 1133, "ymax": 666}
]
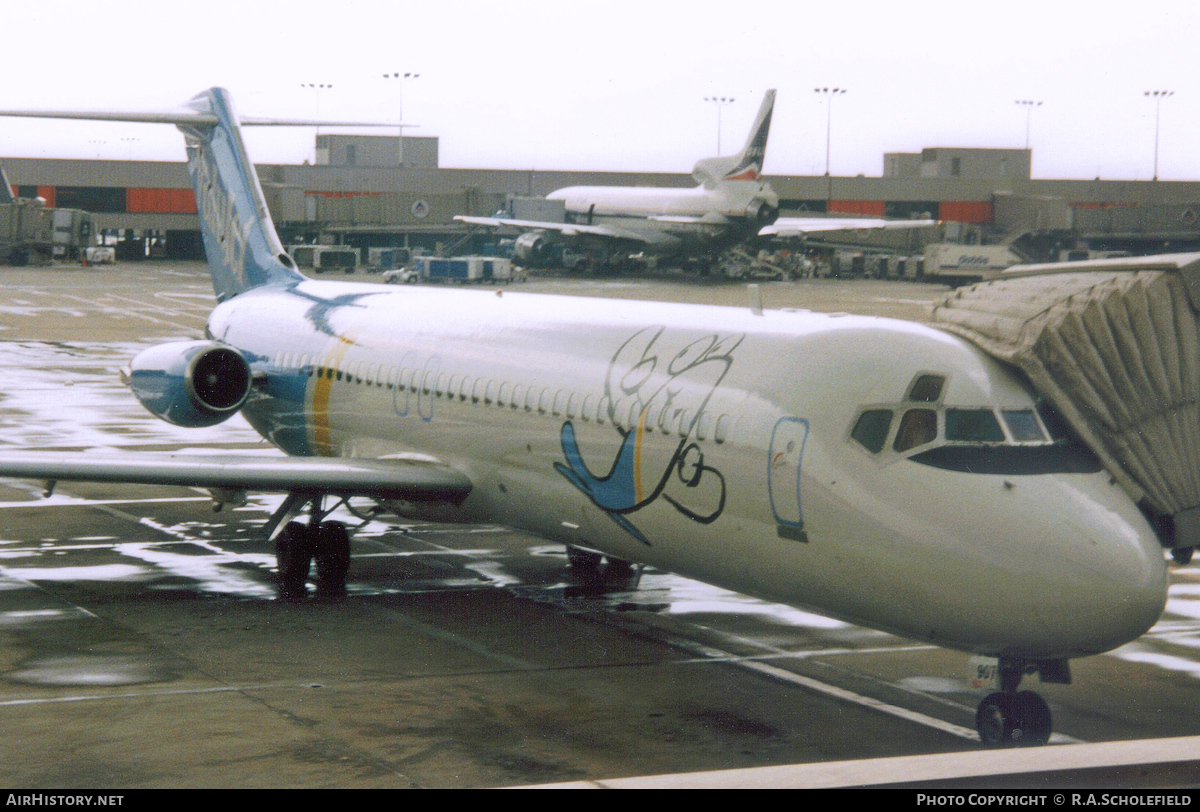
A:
[{"xmin": 1, "ymin": 262, "xmax": 1199, "ymax": 788}]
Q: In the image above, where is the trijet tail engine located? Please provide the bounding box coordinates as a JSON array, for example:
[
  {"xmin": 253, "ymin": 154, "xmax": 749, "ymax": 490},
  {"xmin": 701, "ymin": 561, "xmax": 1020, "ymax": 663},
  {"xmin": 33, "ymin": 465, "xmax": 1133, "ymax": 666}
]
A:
[
  {"xmin": 744, "ymin": 197, "xmax": 779, "ymax": 226},
  {"xmin": 126, "ymin": 341, "xmax": 252, "ymax": 427}
]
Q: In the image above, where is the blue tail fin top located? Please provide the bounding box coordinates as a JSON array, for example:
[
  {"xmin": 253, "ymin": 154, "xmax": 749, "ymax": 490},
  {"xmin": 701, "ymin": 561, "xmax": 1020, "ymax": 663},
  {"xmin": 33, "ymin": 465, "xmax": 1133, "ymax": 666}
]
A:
[
  {"xmin": 0, "ymin": 164, "xmax": 14, "ymax": 204},
  {"xmin": 178, "ymin": 88, "xmax": 304, "ymax": 301}
]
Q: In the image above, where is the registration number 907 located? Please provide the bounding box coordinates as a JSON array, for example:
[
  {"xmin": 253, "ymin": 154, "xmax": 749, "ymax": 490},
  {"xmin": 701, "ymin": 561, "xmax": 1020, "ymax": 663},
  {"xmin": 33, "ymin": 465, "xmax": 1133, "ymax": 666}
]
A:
[{"xmin": 969, "ymin": 657, "xmax": 997, "ymax": 690}]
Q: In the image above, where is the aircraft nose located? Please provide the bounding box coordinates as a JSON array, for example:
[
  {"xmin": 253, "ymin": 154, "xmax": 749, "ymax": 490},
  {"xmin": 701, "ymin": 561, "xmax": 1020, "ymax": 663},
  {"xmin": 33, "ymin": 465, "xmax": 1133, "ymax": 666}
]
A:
[{"xmin": 1013, "ymin": 476, "xmax": 1167, "ymax": 656}]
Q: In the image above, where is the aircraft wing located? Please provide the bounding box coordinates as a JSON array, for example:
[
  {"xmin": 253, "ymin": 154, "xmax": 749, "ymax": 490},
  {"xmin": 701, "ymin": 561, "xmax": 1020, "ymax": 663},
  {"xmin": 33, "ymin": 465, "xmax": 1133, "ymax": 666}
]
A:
[
  {"xmin": 760, "ymin": 216, "xmax": 937, "ymax": 238},
  {"xmin": 0, "ymin": 452, "xmax": 472, "ymax": 502},
  {"xmin": 454, "ymin": 215, "xmax": 673, "ymax": 245}
]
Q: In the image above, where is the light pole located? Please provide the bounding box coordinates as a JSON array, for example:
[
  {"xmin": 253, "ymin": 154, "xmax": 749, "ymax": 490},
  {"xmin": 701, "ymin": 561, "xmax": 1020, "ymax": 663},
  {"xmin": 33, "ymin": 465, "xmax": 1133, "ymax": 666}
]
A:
[
  {"xmin": 814, "ymin": 87, "xmax": 846, "ymax": 177},
  {"xmin": 1015, "ymin": 100, "xmax": 1042, "ymax": 150},
  {"xmin": 703, "ymin": 96, "xmax": 735, "ymax": 154},
  {"xmin": 301, "ymin": 82, "xmax": 333, "ymax": 164},
  {"xmin": 383, "ymin": 72, "xmax": 420, "ymax": 165},
  {"xmin": 1145, "ymin": 90, "xmax": 1174, "ymax": 181}
]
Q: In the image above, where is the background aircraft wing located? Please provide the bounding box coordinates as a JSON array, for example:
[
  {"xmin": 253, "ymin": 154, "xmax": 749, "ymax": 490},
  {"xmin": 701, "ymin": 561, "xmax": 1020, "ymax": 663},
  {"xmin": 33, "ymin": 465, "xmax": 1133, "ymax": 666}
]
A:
[
  {"xmin": 454, "ymin": 215, "xmax": 670, "ymax": 245},
  {"xmin": 0, "ymin": 452, "xmax": 472, "ymax": 502},
  {"xmin": 760, "ymin": 216, "xmax": 937, "ymax": 238}
]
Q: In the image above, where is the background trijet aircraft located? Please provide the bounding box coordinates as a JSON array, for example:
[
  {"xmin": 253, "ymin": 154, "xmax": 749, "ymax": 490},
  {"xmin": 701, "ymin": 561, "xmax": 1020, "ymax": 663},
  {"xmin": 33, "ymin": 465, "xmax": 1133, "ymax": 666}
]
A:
[
  {"xmin": 456, "ymin": 89, "xmax": 935, "ymax": 271},
  {"xmin": 0, "ymin": 89, "xmax": 1167, "ymax": 748}
]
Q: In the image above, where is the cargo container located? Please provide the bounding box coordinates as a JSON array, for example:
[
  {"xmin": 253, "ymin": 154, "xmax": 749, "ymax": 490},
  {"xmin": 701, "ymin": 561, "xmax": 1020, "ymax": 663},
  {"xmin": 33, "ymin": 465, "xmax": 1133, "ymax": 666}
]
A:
[
  {"xmin": 288, "ymin": 245, "xmax": 358, "ymax": 273},
  {"xmin": 366, "ymin": 247, "xmax": 411, "ymax": 271},
  {"xmin": 51, "ymin": 207, "xmax": 94, "ymax": 261},
  {"xmin": 414, "ymin": 255, "xmax": 513, "ymax": 283}
]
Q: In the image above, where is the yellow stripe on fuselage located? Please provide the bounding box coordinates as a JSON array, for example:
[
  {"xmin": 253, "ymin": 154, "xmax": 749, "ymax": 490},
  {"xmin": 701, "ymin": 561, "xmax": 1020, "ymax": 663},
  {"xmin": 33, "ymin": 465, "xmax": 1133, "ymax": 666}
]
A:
[{"xmin": 310, "ymin": 333, "xmax": 358, "ymax": 456}]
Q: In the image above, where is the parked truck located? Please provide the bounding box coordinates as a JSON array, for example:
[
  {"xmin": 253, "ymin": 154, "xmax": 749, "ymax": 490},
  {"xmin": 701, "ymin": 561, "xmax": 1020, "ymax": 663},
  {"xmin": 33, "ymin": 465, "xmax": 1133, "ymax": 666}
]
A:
[{"xmin": 922, "ymin": 243, "xmax": 1024, "ymax": 287}]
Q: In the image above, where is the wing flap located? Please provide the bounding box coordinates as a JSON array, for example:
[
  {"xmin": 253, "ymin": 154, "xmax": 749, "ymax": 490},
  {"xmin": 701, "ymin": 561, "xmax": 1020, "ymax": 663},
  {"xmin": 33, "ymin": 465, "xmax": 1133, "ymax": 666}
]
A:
[
  {"xmin": 761, "ymin": 216, "xmax": 937, "ymax": 237},
  {"xmin": 0, "ymin": 452, "xmax": 472, "ymax": 502}
]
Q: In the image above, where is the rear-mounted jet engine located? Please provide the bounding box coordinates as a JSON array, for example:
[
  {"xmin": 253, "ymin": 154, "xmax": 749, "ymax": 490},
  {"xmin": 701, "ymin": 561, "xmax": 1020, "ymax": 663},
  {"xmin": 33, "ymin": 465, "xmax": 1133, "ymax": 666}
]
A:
[{"xmin": 126, "ymin": 340, "xmax": 252, "ymax": 427}]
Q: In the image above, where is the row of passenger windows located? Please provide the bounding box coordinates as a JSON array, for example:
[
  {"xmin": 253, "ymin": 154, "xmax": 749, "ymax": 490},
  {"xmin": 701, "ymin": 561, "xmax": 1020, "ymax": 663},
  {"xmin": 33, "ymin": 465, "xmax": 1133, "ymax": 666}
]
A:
[
  {"xmin": 270, "ymin": 352, "xmax": 732, "ymax": 443},
  {"xmin": 851, "ymin": 372, "xmax": 1056, "ymax": 455}
]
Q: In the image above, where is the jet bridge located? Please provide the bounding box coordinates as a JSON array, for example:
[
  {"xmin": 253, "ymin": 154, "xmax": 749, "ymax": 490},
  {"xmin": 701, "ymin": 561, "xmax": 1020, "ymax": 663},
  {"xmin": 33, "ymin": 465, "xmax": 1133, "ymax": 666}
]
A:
[{"xmin": 930, "ymin": 253, "xmax": 1200, "ymax": 556}]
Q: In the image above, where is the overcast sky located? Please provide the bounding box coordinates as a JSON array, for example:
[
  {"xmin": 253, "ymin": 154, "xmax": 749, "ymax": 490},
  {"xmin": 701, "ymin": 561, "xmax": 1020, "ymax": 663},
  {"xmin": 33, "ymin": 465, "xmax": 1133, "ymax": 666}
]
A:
[{"xmin": 1, "ymin": 0, "xmax": 1197, "ymax": 181}]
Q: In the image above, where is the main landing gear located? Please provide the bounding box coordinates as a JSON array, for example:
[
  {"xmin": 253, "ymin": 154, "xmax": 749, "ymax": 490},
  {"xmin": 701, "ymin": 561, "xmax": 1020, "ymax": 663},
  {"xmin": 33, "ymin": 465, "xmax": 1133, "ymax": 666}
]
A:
[
  {"xmin": 974, "ymin": 657, "xmax": 1059, "ymax": 747},
  {"xmin": 271, "ymin": 493, "xmax": 354, "ymax": 601},
  {"xmin": 566, "ymin": 545, "xmax": 638, "ymax": 580}
]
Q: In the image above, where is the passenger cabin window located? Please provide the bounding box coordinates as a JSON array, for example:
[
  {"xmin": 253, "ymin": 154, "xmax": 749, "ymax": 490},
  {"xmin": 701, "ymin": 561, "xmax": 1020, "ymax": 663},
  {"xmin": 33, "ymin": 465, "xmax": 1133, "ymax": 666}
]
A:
[
  {"xmin": 715, "ymin": 414, "xmax": 731, "ymax": 444},
  {"xmin": 852, "ymin": 409, "xmax": 893, "ymax": 454},
  {"xmin": 894, "ymin": 408, "xmax": 937, "ymax": 452},
  {"xmin": 945, "ymin": 408, "xmax": 1005, "ymax": 443}
]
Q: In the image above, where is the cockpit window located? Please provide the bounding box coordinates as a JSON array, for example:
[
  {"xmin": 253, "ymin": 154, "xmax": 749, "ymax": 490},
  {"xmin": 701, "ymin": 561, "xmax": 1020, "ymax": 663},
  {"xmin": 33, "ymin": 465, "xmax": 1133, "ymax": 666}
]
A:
[
  {"xmin": 1001, "ymin": 409, "xmax": 1047, "ymax": 442},
  {"xmin": 1035, "ymin": 399, "xmax": 1072, "ymax": 442},
  {"xmin": 850, "ymin": 371, "xmax": 1066, "ymax": 463},
  {"xmin": 906, "ymin": 374, "xmax": 945, "ymax": 403},
  {"xmin": 851, "ymin": 409, "xmax": 893, "ymax": 453},
  {"xmin": 945, "ymin": 408, "xmax": 1005, "ymax": 443},
  {"xmin": 894, "ymin": 408, "xmax": 937, "ymax": 452}
]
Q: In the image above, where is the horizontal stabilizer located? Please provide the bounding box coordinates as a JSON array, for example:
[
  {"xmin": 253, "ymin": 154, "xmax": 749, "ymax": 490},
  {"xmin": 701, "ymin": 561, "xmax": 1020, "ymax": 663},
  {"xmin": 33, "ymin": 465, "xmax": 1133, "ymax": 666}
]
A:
[{"xmin": 0, "ymin": 108, "xmax": 395, "ymax": 129}]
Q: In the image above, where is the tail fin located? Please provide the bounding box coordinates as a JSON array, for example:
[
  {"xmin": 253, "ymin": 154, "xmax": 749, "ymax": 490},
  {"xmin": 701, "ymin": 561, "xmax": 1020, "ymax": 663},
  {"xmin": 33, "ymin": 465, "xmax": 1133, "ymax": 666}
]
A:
[
  {"xmin": 692, "ymin": 89, "xmax": 775, "ymax": 189},
  {"xmin": 177, "ymin": 88, "xmax": 304, "ymax": 301},
  {"xmin": 0, "ymin": 163, "xmax": 14, "ymax": 205},
  {"xmin": 0, "ymin": 87, "xmax": 392, "ymax": 301}
]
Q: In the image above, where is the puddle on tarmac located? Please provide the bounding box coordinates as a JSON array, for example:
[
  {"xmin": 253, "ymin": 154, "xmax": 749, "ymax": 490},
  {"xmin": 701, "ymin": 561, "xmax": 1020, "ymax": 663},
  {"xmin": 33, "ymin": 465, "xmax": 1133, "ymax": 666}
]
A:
[{"xmin": 7, "ymin": 654, "xmax": 177, "ymax": 687}]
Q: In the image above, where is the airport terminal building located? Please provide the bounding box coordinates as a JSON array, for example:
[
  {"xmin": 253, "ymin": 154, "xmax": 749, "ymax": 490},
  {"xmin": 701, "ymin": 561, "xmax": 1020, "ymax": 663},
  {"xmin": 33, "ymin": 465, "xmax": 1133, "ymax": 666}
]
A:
[{"xmin": 5, "ymin": 134, "xmax": 1200, "ymax": 263}]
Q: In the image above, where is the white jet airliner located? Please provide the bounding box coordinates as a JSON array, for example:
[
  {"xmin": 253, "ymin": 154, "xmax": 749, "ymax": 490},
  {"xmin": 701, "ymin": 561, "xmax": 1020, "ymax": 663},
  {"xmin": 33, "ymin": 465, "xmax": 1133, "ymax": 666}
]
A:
[
  {"xmin": 456, "ymin": 90, "xmax": 935, "ymax": 271},
  {"xmin": 0, "ymin": 89, "xmax": 1167, "ymax": 748}
]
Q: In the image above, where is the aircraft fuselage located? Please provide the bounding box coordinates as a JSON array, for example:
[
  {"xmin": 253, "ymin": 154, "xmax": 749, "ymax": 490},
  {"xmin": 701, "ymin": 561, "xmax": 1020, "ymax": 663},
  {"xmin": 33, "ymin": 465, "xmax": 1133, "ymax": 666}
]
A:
[
  {"xmin": 208, "ymin": 280, "xmax": 1168, "ymax": 660},
  {"xmin": 544, "ymin": 182, "xmax": 777, "ymax": 257}
]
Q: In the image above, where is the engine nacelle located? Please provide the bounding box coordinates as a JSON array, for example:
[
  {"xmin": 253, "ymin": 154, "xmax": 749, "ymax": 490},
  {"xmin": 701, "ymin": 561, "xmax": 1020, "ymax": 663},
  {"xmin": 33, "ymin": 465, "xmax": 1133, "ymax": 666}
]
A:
[
  {"xmin": 127, "ymin": 341, "xmax": 252, "ymax": 428},
  {"xmin": 745, "ymin": 199, "xmax": 779, "ymax": 226},
  {"xmin": 512, "ymin": 231, "xmax": 555, "ymax": 266}
]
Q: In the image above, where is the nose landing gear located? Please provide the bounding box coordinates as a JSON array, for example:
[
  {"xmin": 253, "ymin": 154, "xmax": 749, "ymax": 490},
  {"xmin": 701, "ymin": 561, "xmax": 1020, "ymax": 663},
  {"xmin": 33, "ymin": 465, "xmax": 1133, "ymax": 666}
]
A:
[
  {"xmin": 974, "ymin": 657, "xmax": 1058, "ymax": 747},
  {"xmin": 976, "ymin": 690, "xmax": 1052, "ymax": 746}
]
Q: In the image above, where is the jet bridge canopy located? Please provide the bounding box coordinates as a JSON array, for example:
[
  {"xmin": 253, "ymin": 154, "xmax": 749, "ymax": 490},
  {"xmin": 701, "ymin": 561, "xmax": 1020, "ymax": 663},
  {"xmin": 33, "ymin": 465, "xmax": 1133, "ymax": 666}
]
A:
[{"xmin": 930, "ymin": 254, "xmax": 1200, "ymax": 549}]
